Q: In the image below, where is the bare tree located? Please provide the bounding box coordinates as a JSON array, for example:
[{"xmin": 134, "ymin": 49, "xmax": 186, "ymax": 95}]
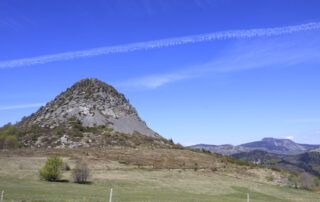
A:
[
  {"xmin": 72, "ymin": 160, "xmax": 90, "ymax": 184},
  {"xmin": 299, "ymin": 172, "xmax": 315, "ymax": 190}
]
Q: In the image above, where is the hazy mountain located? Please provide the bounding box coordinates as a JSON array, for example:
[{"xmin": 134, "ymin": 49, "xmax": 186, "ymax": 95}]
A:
[
  {"xmin": 0, "ymin": 78, "xmax": 173, "ymax": 149},
  {"xmin": 190, "ymin": 144, "xmax": 250, "ymax": 156},
  {"xmin": 239, "ymin": 138, "xmax": 319, "ymax": 155},
  {"xmin": 190, "ymin": 138, "xmax": 320, "ymax": 156},
  {"xmin": 194, "ymin": 138, "xmax": 320, "ymax": 178}
]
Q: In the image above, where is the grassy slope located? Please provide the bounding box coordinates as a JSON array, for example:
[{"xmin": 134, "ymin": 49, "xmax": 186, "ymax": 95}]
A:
[
  {"xmin": 0, "ymin": 150, "xmax": 319, "ymax": 201},
  {"xmin": 1, "ymin": 173, "xmax": 319, "ymax": 202}
]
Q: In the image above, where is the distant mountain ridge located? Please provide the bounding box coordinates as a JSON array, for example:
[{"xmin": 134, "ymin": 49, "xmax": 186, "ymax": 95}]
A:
[
  {"xmin": 190, "ymin": 137, "xmax": 320, "ymax": 155},
  {"xmin": 190, "ymin": 138, "xmax": 320, "ymax": 178}
]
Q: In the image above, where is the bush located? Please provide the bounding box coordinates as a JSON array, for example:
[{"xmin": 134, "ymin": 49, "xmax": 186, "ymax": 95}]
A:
[
  {"xmin": 64, "ymin": 163, "xmax": 71, "ymax": 171},
  {"xmin": 39, "ymin": 156, "xmax": 64, "ymax": 181},
  {"xmin": 0, "ymin": 123, "xmax": 23, "ymax": 149},
  {"xmin": 266, "ymin": 175, "xmax": 274, "ymax": 182},
  {"xmin": 72, "ymin": 160, "xmax": 90, "ymax": 184},
  {"xmin": 270, "ymin": 166, "xmax": 282, "ymax": 172},
  {"xmin": 5, "ymin": 135, "xmax": 18, "ymax": 148},
  {"xmin": 299, "ymin": 172, "xmax": 315, "ymax": 190},
  {"xmin": 288, "ymin": 173, "xmax": 299, "ymax": 188}
]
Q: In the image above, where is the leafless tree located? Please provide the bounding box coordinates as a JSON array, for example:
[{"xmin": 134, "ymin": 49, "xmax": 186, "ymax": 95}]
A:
[
  {"xmin": 72, "ymin": 160, "xmax": 90, "ymax": 184},
  {"xmin": 299, "ymin": 172, "xmax": 315, "ymax": 190}
]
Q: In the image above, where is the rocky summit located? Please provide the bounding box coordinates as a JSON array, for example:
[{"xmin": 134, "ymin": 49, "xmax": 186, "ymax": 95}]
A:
[
  {"xmin": 1, "ymin": 78, "xmax": 171, "ymax": 149},
  {"xmin": 20, "ymin": 78, "xmax": 158, "ymax": 137}
]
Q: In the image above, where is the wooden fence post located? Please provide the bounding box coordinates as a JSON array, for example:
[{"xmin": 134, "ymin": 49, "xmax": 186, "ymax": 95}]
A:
[
  {"xmin": 247, "ymin": 193, "xmax": 250, "ymax": 202},
  {"xmin": 109, "ymin": 188, "xmax": 113, "ymax": 202},
  {"xmin": 0, "ymin": 190, "xmax": 4, "ymax": 202}
]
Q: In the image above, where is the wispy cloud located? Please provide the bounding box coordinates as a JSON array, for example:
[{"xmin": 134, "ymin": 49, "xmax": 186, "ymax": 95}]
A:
[
  {"xmin": 121, "ymin": 32, "xmax": 320, "ymax": 89},
  {"xmin": 123, "ymin": 73, "xmax": 191, "ymax": 88},
  {"xmin": 285, "ymin": 136, "xmax": 294, "ymax": 140},
  {"xmin": 0, "ymin": 103, "xmax": 44, "ymax": 111},
  {"xmin": 1, "ymin": 22, "xmax": 320, "ymax": 69}
]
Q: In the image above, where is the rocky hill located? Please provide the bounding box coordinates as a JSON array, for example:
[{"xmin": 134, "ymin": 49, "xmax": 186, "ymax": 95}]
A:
[{"xmin": 0, "ymin": 78, "xmax": 172, "ymax": 149}]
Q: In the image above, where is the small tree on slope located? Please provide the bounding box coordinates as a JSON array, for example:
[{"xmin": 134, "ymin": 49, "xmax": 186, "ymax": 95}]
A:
[{"xmin": 39, "ymin": 156, "xmax": 64, "ymax": 181}]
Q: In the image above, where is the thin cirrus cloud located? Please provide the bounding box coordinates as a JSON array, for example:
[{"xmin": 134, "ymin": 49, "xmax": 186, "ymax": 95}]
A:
[
  {"xmin": 285, "ymin": 136, "xmax": 294, "ymax": 140},
  {"xmin": 1, "ymin": 22, "xmax": 320, "ymax": 69},
  {"xmin": 122, "ymin": 73, "xmax": 192, "ymax": 89},
  {"xmin": 122, "ymin": 33, "xmax": 320, "ymax": 89},
  {"xmin": 0, "ymin": 103, "xmax": 44, "ymax": 111}
]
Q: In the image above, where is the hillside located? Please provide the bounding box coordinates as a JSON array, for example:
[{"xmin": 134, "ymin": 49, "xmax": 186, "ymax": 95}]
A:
[
  {"xmin": 232, "ymin": 149, "xmax": 320, "ymax": 178},
  {"xmin": 283, "ymin": 150, "xmax": 320, "ymax": 177},
  {"xmin": 0, "ymin": 78, "xmax": 172, "ymax": 149},
  {"xmin": 231, "ymin": 150, "xmax": 285, "ymax": 166},
  {"xmin": 1, "ymin": 148, "xmax": 320, "ymax": 201}
]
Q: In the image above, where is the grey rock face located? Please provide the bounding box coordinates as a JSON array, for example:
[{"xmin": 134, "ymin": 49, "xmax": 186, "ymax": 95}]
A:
[{"xmin": 20, "ymin": 78, "xmax": 160, "ymax": 138}]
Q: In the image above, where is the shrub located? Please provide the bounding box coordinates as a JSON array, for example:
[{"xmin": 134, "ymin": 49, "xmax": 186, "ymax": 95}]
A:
[
  {"xmin": 0, "ymin": 123, "xmax": 23, "ymax": 149},
  {"xmin": 173, "ymin": 143, "xmax": 184, "ymax": 149},
  {"xmin": 270, "ymin": 166, "xmax": 282, "ymax": 172},
  {"xmin": 64, "ymin": 163, "xmax": 71, "ymax": 171},
  {"xmin": 194, "ymin": 162, "xmax": 198, "ymax": 171},
  {"xmin": 266, "ymin": 175, "xmax": 274, "ymax": 182},
  {"xmin": 314, "ymin": 177, "xmax": 320, "ymax": 187},
  {"xmin": 211, "ymin": 167, "xmax": 218, "ymax": 172},
  {"xmin": 288, "ymin": 173, "xmax": 299, "ymax": 188},
  {"xmin": 39, "ymin": 156, "xmax": 64, "ymax": 181},
  {"xmin": 299, "ymin": 172, "xmax": 315, "ymax": 190},
  {"xmin": 5, "ymin": 135, "xmax": 18, "ymax": 148},
  {"xmin": 72, "ymin": 160, "xmax": 90, "ymax": 184}
]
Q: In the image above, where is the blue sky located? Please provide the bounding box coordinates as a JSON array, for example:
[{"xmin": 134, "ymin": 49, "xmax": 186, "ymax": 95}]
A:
[{"xmin": 1, "ymin": 0, "xmax": 320, "ymax": 145}]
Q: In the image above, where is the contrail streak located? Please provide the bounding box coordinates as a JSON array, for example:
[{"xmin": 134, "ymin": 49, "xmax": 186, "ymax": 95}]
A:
[
  {"xmin": 0, "ymin": 103, "xmax": 44, "ymax": 110},
  {"xmin": 1, "ymin": 22, "xmax": 320, "ymax": 68}
]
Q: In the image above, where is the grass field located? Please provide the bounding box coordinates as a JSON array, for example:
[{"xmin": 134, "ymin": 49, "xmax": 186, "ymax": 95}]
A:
[{"xmin": 0, "ymin": 149, "xmax": 320, "ymax": 201}]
